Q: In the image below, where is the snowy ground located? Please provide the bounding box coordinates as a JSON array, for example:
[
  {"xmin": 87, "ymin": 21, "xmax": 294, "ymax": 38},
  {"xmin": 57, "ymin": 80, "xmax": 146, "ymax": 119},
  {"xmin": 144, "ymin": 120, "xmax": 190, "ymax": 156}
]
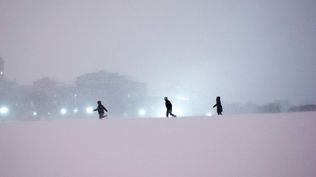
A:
[{"xmin": 1, "ymin": 112, "xmax": 316, "ymax": 177}]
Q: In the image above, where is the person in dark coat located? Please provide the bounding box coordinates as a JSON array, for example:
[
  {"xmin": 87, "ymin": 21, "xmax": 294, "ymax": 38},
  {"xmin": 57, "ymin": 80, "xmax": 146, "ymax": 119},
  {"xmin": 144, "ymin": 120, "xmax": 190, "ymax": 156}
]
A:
[
  {"xmin": 213, "ymin": 96, "xmax": 223, "ymax": 115},
  {"xmin": 164, "ymin": 97, "xmax": 177, "ymax": 117},
  {"xmin": 94, "ymin": 100, "xmax": 108, "ymax": 119}
]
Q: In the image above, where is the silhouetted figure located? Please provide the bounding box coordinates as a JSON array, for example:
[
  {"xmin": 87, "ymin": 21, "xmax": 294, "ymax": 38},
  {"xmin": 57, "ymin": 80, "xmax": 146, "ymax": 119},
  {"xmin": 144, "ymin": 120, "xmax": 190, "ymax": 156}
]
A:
[
  {"xmin": 164, "ymin": 97, "xmax": 177, "ymax": 117},
  {"xmin": 213, "ymin": 96, "xmax": 223, "ymax": 115},
  {"xmin": 94, "ymin": 100, "xmax": 108, "ymax": 119}
]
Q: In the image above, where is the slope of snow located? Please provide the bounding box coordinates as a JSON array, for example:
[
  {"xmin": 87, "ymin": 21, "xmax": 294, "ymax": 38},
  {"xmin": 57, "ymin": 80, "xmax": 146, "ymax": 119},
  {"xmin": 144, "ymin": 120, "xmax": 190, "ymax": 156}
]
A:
[{"xmin": 1, "ymin": 112, "xmax": 316, "ymax": 177}]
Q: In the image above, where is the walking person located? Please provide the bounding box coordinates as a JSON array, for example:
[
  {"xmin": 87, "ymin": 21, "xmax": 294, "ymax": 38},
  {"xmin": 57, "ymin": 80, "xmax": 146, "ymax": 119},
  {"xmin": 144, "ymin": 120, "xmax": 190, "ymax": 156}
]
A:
[
  {"xmin": 94, "ymin": 100, "xmax": 108, "ymax": 119},
  {"xmin": 213, "ymin": 96, "xmax": 223, "ymax": 115},
  {"xmin": 164, "ymin": 97, "xmax": 177, "ymax": 117}
]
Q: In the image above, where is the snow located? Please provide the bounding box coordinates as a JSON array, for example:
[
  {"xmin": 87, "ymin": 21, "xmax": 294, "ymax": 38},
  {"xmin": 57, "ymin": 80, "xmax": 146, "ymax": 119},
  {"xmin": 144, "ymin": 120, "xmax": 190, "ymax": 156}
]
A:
[{"xmin": 1, "ymin": 112, "xmax": 316, "ymax": 177}]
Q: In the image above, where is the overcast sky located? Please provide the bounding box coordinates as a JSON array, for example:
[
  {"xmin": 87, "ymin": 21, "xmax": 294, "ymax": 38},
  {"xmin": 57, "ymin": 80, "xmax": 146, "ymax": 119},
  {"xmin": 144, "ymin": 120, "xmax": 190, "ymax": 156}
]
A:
[{"xmin": 1, "ymin": 0, "xmax": 316, "ymax": 103}]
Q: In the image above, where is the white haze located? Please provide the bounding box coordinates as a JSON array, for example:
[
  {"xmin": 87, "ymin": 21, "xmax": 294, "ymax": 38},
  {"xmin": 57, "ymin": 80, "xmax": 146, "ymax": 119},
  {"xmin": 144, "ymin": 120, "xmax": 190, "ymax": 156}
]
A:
[{"xmin": 1, "ymin": 0, "xmax": 316, "ymax": 104}]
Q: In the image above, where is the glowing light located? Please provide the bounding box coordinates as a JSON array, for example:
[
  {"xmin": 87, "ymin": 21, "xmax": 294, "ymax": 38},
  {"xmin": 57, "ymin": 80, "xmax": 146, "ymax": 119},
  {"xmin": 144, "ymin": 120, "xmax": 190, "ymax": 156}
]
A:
[
  {"xmin": 73, "ymin": 108, "xmax": 79, "ymax": 113},
  {"xmin": 176, "ymin": 96, "xmax": 190, "ymax": 101},
  {"xmin": 138, "ymin": 109, "xmax": 146, "ymax": 116},
  {"xmin": 0, "ymin": 106, "xmax": 9, "ymax": 115},
  {"xmin": 33, "ymin": 112, "xmax": 38, "ymax": 116},
  {"xmin": 0, "ymin": 71, "xmax": 3, "ymax": 75},
  {"xmin": 206, "ymin": 112, "xmax": 213, "ymax": 116},
  {"xmin": 174, "ymin": 109, "xmax": 183, "ymax": 116},
  {"xmin": 86, "ymin": 107, "xmax": 94, "ymax": 114},
  {"xmin": 60, "ymin": 108, "xmax": 67, "ymax": 115},
  {"xmin": 155, "ymin": 111, "xmax": 166, "ymax": 118}
]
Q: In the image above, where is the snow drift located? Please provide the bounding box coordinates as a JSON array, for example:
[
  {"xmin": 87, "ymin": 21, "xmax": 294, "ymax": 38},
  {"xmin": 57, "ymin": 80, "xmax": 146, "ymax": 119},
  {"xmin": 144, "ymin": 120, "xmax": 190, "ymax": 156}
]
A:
[{"xmin": 1, "ymin": 112, "xmax": 316, "ymax": 177}]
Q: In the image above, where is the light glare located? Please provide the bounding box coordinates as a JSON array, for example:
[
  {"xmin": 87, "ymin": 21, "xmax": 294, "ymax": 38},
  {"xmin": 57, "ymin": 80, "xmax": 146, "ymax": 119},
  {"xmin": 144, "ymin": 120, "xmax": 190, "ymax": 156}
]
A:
[
  {"xmin": 206, "ymin": 112, "xmax": 213, "ymax": 116},
  {"xmin": 176, "ymin": 96, "xmax": 190, "ymax": 101},
  {"xmin": 60, "ymin": 108, "xmax": 67, "ymax": 115},
  {"xmin": 86, "ymin": 107, "xmax": 94, "ymax": 114},
  {"xmin": 0, "ymin": 106, "xmax": 9, "ymax": 114},
  {"xmin": 138, "ymin": 109, "xmax": 146, "ymax": 116},
  {"xmin": 174, "ymin": 109, "xmax": 183, "ymax": 116}
]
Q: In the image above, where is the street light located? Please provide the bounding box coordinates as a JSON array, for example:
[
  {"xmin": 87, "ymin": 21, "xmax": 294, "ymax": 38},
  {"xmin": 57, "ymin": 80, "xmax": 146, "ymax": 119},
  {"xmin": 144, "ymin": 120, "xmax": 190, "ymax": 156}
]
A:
[
  {"xmin": 138, "ymin": 109, "xmax": 146, "ymax": 116},
  {"xmin": 86, "ymin": 107, "xmax": 94, "ymax": 114},
  {"xmin": 206, "ymin": 112, "xmax": 213, "ymax": 116},
  {"xmin": 60, "ymin": 108, "xmax": 67, "ymax": 115},
  {"xmin": 73, "ymin": 108, "xmax": 79, "ymax": 113},
  {"xmin": 0, "ymin": 106, "xmax": 9, "ymax": 115}
]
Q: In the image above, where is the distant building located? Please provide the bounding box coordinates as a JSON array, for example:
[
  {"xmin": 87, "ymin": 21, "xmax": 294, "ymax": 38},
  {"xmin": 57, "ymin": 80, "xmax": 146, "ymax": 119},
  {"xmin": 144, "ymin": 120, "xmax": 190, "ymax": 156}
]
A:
[
  {"xmin": 0, "ymin": 57, "xmax": 4, "ymax": 79},
  {"xmin": 288, "ymin": 104, "xmax": 316, "ymax": 112}
]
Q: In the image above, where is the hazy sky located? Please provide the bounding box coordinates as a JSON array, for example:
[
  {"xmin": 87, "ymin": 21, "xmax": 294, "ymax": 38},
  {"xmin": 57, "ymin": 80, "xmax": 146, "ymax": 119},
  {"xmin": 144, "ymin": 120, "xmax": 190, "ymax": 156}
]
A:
[{"xmin": 1, "ymin": 0, "xmax": 316, "ymax": 103}]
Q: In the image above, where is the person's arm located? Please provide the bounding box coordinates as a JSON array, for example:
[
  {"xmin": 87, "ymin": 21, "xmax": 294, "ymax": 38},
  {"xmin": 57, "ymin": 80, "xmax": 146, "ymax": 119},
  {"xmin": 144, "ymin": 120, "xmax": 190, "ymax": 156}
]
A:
[
  {"xmin": 213, "ymin": 104, "xmax": 217, "ymax": 108},
  {"xmin": 102, "ymin": 105, "xmax": 108, "ymax": 112},
  {"xmin": 93, "ymin": 107, "xmax": 98, "ymax": 111}
]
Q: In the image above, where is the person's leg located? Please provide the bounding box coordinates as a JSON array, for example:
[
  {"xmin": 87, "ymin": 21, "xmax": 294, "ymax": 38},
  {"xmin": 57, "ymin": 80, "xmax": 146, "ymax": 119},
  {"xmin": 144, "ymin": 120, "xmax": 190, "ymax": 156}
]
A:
[
  {"xmin": 218, "ymin": 107, "xmax": 223, "ymax": 115},
  {"xmin": 166, "ymin": 110, "xmax": 169, "ymax": 117},
  {"xmin": 169, "ymin": 109, "xmax": 177, "ymax": 117},
  {"xmin": 99, "ymin": 112, "xmax": 105, "ymax": 119}
]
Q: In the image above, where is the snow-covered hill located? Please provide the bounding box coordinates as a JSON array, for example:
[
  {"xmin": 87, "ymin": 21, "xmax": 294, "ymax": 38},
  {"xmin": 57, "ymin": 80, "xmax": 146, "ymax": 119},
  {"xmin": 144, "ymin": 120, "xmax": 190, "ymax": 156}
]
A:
[{"xmin": 1, "ymin": 112, "xmax": 316, "ymax": 177}]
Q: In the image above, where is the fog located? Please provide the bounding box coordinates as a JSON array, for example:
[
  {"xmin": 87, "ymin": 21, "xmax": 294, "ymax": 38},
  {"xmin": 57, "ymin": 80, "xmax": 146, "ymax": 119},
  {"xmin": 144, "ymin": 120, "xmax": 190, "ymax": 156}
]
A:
[{"xmin": 1, "ymin": 0, "xmax": 316, "ymax": 104}]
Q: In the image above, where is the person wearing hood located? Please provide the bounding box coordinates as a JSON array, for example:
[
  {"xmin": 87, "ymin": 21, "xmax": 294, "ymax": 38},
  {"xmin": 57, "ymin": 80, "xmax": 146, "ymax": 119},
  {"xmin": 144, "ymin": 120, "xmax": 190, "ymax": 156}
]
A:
[{"xmin": 94, "ymin": 100, "xmax": 108, "ymax": 119}]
